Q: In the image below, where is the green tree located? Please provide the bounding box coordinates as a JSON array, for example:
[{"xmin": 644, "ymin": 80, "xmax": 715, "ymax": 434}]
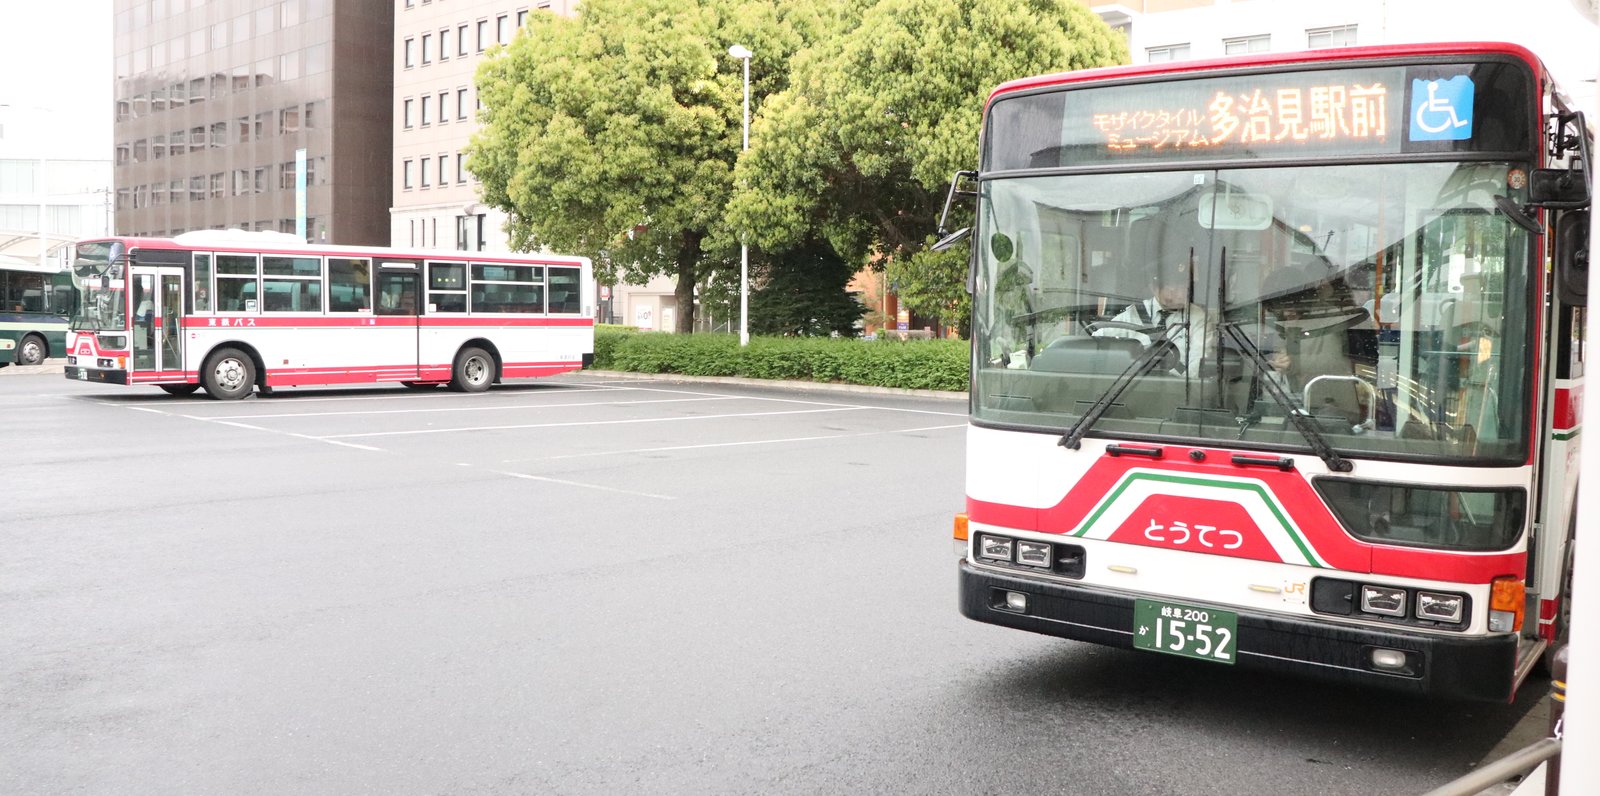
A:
[
  {"xmin": 727, "ymin": 0, "xmax": 1128, "ymax": 333},
  {"xmin": 468, "ymin": 0, "xmax": 825, "ymax": 333},
  {"xmin": 750, "ymin": 238, "xmax": 866, "ymax": 336}
]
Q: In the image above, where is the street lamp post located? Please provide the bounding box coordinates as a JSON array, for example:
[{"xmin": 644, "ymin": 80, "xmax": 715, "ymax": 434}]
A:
[{"xmin": 728, "ymin": 44, "xmax": 752, "ymax": 346}]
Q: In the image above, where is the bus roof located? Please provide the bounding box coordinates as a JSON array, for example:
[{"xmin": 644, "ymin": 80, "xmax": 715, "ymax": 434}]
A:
[
  {"xmin": 987, "ymin": 41, "xmax": 1547, "ymax": 108},
  {"xmin": 76, "ymin": 233, "xmax": 591, "ymax": 267}
]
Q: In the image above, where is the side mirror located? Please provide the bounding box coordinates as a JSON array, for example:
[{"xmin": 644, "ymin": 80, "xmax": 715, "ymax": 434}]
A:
[
  {"xmin": 1529, "ymin": 168, "xmax": 1590, "ymax": 207},
  {"xmin": 930, "ymin": 227, "xmax": 970, "ymax": 253},
  {"xmin": 1555, "ymin": 210, "xmax": 1589, "ymax": 306},
  {"xmin": 1494, "ymin": 195, "xmax": 1543, "ymax": 234}
]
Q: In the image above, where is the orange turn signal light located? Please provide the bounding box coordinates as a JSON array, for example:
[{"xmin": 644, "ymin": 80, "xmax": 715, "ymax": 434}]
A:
[
  {"xmin": 953, "ymin": 513, "xmax": 969, "ymax": 541},
  {"xmin": 1490, "ymin": 576, "xmax": 1525, "ymax": 632}
]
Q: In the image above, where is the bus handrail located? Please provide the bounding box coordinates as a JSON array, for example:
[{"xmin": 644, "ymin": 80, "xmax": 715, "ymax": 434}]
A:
[{"xmin": 1417, "ymin": 737, "xmax": 1560, "ymax": 796}]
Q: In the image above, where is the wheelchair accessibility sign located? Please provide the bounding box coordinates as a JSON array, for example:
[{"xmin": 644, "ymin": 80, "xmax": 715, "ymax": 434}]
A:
[{"xmin": 1410, "ymin": 76, "xmax": 1474, "ymax": 141}]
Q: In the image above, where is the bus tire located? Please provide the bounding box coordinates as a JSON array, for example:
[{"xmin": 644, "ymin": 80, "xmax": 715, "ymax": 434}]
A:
[
  {"xmin": 202, "ymin": 348, "xmax": 255, "ymax": 400},
  {"xmin": 451, "ymin": 347, "xmax": 493, "ymax": 393},
  {"xmin": 15, "ymin": 334, "xmax": 46, "ymax": 366},
  {"xmin": 159, "ymin": 384, "xmax": 200, "ymax": 396}
]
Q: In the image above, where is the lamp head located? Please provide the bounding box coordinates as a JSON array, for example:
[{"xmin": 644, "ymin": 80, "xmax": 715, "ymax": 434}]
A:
[{"xmin": 727, "ymin": 44, "xmax": 752, "ymax": 60}]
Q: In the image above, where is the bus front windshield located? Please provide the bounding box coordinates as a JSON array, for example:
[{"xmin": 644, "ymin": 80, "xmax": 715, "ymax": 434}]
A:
[
  {"xmin": 972, "ymin": 162, "xmax": 1534, "ymax": 464},
  {"xmin": 70, "ymin": 241, "xmax": 127, "ymax": 332}
]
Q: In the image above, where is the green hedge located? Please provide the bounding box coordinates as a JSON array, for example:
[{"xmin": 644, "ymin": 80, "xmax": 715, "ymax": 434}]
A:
[{"xmin": 589, "ymin": 328, "xmax": 968, "ymax": 392}]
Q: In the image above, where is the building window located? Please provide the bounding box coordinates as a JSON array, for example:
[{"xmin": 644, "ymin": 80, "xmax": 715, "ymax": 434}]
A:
[
  {"xmin": 403, "ymin": 159, "xmax": 414, "ymax": 190},
  {"xmin": 1306, "ymin": 25, "xmax": 1357, "ymax": 48},
  {"xmin": 497, "ymin": 15, "xmax": 509, "ymax": 44},
  {"xmin": 421, "ymin": 33, "xmax": 432, "ymax": 64},
  {"xmin": 477, "ymin": 19, "xmax": 488, "ymax": 51},
  {"xmin": 421, "ymin": 157, "xmax": 431, "ymax": 187},
  {"xmin": 458, "ymin": 24, "xmax": 469, "ymax": 56},
  {"xmin": 1146, "ymin": 43, "xmax": 1190, "ymax": 63},
  {"xmin": 404, "ymin": 98, "xmax": 414, "ymax": 129},
  {"xmin": 457, "ymin": 152, "xmax": 467, "ymax": 183},
  {"xmin": 437, "ymin": 155, "xmax": 447, "ymax": 186},
  {"xmin": 439, "ymin": 29, "xmax": 449, "ymax": 61},
  {"xmin": 421, "ymin": 95, "xmax": 431, "ymax": 126},
  {"xmin": 517, "ymin": 10, "xmax": 528, "ymax": 28},
  {"xmin": 457, "ymin": 88, "xmax": 469, "ymax": 120},
  {"xmin": 280, "ymin": 106, "xmax": 300, "ymax": 133},
  {"xmin": 438, "ymin": 91, "xmax": 449, "ymax": 123},
  {"xmin": 1224, "ymin": 35, "xmax": 1270, "ymax": 55},
  {"xmin": 404, "ymin": 37, "xmax": 415, "ymax": 68}
]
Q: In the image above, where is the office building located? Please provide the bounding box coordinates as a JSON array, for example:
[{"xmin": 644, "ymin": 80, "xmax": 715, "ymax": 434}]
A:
[{"xmin": 112, "ymin": 0, "xmax": 394, "ymax": 244}]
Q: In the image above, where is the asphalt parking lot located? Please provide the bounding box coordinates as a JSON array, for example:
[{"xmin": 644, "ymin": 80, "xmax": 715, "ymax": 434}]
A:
[{"xmin": 3, "ymin": 368, "xmax": 1546, "ymax": 795}]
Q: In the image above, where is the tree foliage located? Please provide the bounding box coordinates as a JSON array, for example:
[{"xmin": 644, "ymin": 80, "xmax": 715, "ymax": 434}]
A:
[
  {"xmin": 468, "ymin": 0, "xmax": 825, "ymax": 332},
  {"xmin": 749, "ymin": 238, "xmax": 866, "ymax": 337},
  {"xmin": 727, "ymin": 0, "xmax": 1128, "ymax": 331}
]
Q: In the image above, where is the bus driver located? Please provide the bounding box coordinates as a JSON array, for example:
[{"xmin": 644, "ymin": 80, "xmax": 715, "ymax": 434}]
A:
[{"xmin": 1094, "ymin": 265, "xmax": 1213, "ymax": 377}]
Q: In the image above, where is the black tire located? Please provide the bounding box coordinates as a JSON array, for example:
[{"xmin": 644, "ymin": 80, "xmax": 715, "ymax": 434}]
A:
[
  {"xmin": 159, "ymin": 384, "xmax": 201, "ymax": 396},
  {"xmin": 16, "ymin": 334, "xmax": 46, "ymax": 366},
  {"xmin": 450, "ymin": 347, "xmax": 494, "ymax": 393},
  {"xmin": 201, "ymin": 347, "xmax": 256, "ymax": 400}
]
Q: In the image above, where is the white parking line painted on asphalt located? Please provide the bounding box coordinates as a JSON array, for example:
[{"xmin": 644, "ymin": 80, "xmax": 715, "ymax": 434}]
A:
[
  {"xmin": 515, "ymin": 423, "xmax": 968, "ymax": 462},
  {"xmin": 488, "ymin": 469, "xmax": 676, "ymax": 501},
  {"xmin": 598, "ymin": 383, "xmax": 969, "ymax": 417},
  {"xmin": 198, "ymin": 394, "xmax": 742, "ymax": 420},
  {"xmin": 71, "ymin": 385, "xmax": 618, "ymax": 408},
  {"xmin": 203, "ymin": 419, "xmax": 388, "ymax": 452},
  {"xmin": 316, "ymin": 406, "xmax": 866, "ymax": 439}
]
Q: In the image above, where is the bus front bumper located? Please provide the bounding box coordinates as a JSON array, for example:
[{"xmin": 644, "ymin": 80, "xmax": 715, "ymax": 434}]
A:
[
  {"xmin": 63, "ymin": 366, "xmax": 128, "ymax": 385},
  {"xmin": 959, "ymin": 560, "xmax": 1517, "ymax": 702}
]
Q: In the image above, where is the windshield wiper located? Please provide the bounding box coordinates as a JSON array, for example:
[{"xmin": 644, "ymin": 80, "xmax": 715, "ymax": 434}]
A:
[
  {"xmin": 1220, "ymin": 323, "xmax": 1352, "ymax": 473},
  {"xmin": 1059, "ymin": 333, "xmax": 1178, "ymax": 450}
]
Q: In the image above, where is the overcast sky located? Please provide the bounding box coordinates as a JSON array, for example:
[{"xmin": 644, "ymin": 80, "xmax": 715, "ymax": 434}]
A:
[{"xmin": 0, "ymin": 0, "xmax": 1593, "ymax": 159}]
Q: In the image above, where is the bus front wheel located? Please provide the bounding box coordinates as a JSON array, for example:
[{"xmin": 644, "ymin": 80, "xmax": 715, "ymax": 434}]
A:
[
  {"xmin": 15, "ymin": 334, "xmax": 46, "ymax": 366},
  {"xmin": 202, "ymin": 348, "xmax": 256, "ymax": 400},
  {"xmin": 159, "ymin": 384, "xmax": 200, "ymax": 396},
  {"xmin": 451, "ymin": 347, "xmax": 494, "ymax": 393}
]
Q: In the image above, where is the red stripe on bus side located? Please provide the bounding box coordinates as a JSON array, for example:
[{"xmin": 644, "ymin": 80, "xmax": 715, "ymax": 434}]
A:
[{"xmin": 181, "ymin": 315, "xmax": 593, "ymax": 329}]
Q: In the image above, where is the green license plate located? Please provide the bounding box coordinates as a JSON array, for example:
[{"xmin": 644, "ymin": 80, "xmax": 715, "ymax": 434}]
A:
[{"xmin": 1132, "ymin": 599, "xmax": 1238, "ymax": 664}]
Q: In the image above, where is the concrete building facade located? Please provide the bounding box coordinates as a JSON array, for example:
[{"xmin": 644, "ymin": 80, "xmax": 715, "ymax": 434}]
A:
[{"xmin": 112, "ymin": 0, "xmax": 395, "ymax": 244}]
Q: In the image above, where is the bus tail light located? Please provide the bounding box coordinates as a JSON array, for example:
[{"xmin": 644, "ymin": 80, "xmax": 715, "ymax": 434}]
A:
[
  {"xmin": 1489, "ymin": 577, "xmax": 1524, "ymax": 632},
  {"xmin": 953, "ymin": 513, "xmax": 968, "ymax": 541}
]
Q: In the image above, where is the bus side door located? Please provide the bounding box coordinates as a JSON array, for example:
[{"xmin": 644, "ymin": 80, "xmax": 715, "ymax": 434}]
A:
[{"xmin": 375, "ymin": 262, "xmax": 421, "ymax": 380}]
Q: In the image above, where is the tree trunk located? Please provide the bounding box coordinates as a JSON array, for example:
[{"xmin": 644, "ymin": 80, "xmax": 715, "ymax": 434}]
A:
[{"xmin": 673, "ymin": 231, "xmax": 702, "ymax": 334}]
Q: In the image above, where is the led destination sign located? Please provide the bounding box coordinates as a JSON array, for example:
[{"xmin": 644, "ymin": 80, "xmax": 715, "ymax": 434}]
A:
[
  {"xmin": 1092, "ymin": 80, "xmax": 1393, "ymax": 153},
  {"xmin": 984, "ymin": 62, "xmax": 1532, "ymax": 171}
]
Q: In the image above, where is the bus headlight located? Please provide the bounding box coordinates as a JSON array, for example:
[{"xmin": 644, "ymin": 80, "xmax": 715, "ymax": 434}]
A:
[
  {"xmin": 1416, "ymin": 591, "xmax": 1465, "ymax": 623},
  {"xmin": 977, "ymin": 534, "xmax": 1013, "ymax": 562},
  {"xmin": 1015, "ymin": 540, "xmax": 1052, "ymax": 568},
  {"xmin": 1360, "ymin": 585, "xmax": 1407, "ymax": 617}
]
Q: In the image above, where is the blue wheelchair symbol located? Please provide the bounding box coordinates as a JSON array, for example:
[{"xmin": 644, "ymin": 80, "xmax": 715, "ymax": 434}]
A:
[{"xmin": 1410, "ymin": 77, "xmax": 1474, "ymax": 141}]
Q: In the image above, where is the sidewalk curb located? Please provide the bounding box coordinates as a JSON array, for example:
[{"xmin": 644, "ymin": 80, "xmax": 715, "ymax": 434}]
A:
[
  {"xmin": 580, "ymin": 369, "xmax": 968, "ymax": 401},
  {"xmin": 0, "ymin": 360, "xmax": 66, "ymax": 377}
]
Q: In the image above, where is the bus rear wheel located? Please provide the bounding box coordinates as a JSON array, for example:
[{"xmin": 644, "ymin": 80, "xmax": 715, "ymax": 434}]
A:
[
  {"xmin": 15, "ymin": 334, "xmax": 46, "ymax": 366},
  {"xmin": 202, "ymin": 348, "xmax": 256, "ymax": 400},
  {"xmin": 159, "ymin": 384, "xmax": 201, "ymax": 396},
  {"xmin": 450, "ymin": 347, "xmax": 494, "ymax": 393}
]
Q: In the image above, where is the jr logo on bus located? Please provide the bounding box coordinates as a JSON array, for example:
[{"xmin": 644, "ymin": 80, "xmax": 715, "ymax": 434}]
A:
[{"xmin": 1410, "ymin": 76, "xmax": 1474, "ymax": 141}]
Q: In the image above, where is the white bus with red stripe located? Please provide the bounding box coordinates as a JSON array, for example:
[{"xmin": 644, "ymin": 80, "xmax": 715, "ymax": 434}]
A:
[
  {"xmin": 947, "ymin": 42, "xmax": 1590, "ymax": 700},
  {"xmin": 65, "ymin": 231, "xmax": 593, "ymax": 398}
]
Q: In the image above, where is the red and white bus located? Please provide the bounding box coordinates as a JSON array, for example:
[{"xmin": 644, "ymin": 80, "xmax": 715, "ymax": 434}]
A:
[
  {"xmin": 64, "ymin": 231, "xmax": 594, "ymax": 399},
  {"xmin": 946, "ymin": 42, "xmax": 1591, "ymax": 701}
]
